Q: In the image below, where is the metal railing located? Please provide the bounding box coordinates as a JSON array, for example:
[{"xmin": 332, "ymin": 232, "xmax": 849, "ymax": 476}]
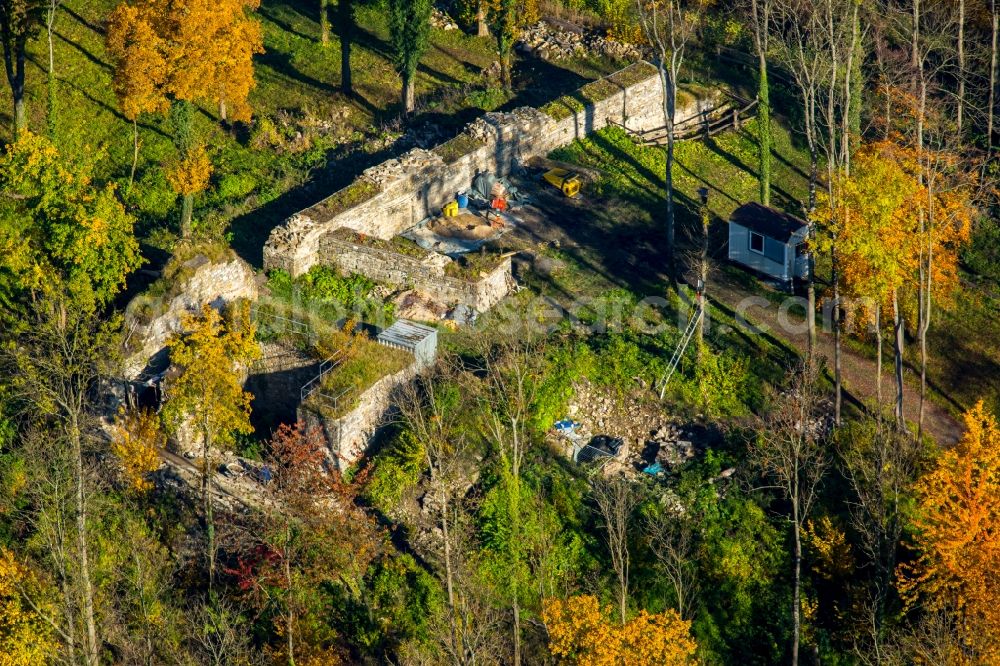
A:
[{"xmin": 300, "ymin": 350, "xmax": 346, "ymax": 403}]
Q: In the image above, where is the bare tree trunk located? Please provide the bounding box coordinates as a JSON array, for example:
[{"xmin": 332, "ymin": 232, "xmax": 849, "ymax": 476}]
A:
[
  {"xmin": 47, "ymin": 0, "xmax": 59, "ymax": 137},
  {"xmin": 477, "ymin": 1, "xmax": 489, "ymax": 37},
  {"xmin": 402, "ymin": 72, "xmax": 416, "ymax": 114},
  {"xmin": 284, "ymin": 529, "xmax": 296, "ymax": 666},
  {"xmin": 832, "ymin": 241, "xmax": 842, "ymax": 426},
  {"xmin": 957, "ymin": 0, "xmax": 965, "ymax": 136},
  {"xmin": 71, "ymin": 416, "xmax": 99, "ymax": 666},
  {"xmin": 320, "ymin": 0, "xmax": 330, "ymax": 46},
  {"xmin": 340, "ymin": 0, "xmax": 354, "ymax": 94},
  {"xmin": 201, "ymin": 426, "xmax": 216, "ymax": 589},
  {"xmin": 990, "ymin": 0, "xmax": 998, "ymax": 154},
  {"xmin": 751, "ymin": 0, "xmax": 772, "ymax": 206},
  {"xmin": 662, "ymin": 65, "xmax": 677, "ymax": 277},
  {"xmin": 875, "ymin": 302, "xmax": 883, "ymax": 407},
  {"xmin": 892, "ymin": 289, "xmax": 905, "ymax": 429},
  {"xmin": 792, "ymin": 483, "xmax": 802, "ymax": 666},
  {"xmin": 129, "ymin": 120, "xmax": 140, "ymax": 194},
  {"xmin": 219, "ymin": 98, "xmax": 227, "ymax": 124}
]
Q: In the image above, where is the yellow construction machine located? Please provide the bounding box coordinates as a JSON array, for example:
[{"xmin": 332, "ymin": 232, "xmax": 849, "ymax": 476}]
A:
[{"xmin": 543, "ymin": 168, "xmax": 581, "ymax": 198}]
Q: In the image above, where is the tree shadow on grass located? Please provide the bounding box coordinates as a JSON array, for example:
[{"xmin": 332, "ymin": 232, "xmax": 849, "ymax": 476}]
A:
[{"xmin": 54, "ymin": 30, "xmax": 112, "ymax": 71}]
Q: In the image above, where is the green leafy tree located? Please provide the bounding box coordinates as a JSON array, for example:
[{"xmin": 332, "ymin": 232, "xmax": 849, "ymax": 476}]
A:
[
  {"xmin": 0, "ymin": 130, "xmax": 140, "ymax": 322},
  {"xmin": 388, "ymin": 0, "xmax": 432, "ymax": 114},
  {"xmin": 161, "ymin": 304, "xmax": 260, "ymax": 588}
]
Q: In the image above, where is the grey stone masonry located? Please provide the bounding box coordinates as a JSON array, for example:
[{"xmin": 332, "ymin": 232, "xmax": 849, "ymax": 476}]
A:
[{"xmin": 263, "ymin": 62, "xmax": 709, "ymax": 278}]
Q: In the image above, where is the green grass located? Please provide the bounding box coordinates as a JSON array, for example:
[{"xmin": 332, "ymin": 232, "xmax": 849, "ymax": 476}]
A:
[
  {"xmin": 433, "ymin": 132, "xmax": 487, "ymax": 164},
  {"xmin": 303, "ymin": 333, "xmax": 412, "ymax": 420},
  {"xmin": 1, "ymin": 0, "xmax": 623, "ymax": 266}
]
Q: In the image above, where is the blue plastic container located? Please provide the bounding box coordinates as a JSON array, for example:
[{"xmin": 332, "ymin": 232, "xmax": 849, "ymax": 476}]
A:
[{"xmin": 457, "ymin": 192, "xmax": 469, "ymax": 209}]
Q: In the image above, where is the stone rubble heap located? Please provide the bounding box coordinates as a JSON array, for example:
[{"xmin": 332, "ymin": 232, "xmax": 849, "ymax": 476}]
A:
[
  {"xmin": 517, "ymin": 20, "xmax": 643, "ymax": 63},
  {"xmin": 558, "ymin": 379, "xmax": 701, "ymax": 478},
  {"xmin": 431, "ymin": 8, "xmax": 460, "ymax": 31}
]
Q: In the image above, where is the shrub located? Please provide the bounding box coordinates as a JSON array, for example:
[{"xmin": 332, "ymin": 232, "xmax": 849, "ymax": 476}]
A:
[{"xmin": 364, "ymin": 429, "xmax": 426, "ymax": 513}]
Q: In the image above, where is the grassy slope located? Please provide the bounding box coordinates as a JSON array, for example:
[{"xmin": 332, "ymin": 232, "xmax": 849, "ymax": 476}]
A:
[
  {"xmin": 2, "ymin": 0, "xmax": 622, "ymax": 263},
  {"xmin": 554, "ymin": 120, "xmax": 998, "ymax": 418}
]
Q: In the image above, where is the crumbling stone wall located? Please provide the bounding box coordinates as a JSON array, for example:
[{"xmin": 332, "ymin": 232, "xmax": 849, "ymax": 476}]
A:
[
  {"xmin": 124, "ymin": 253, "xmax": 258, "ymax": 378},
  {"xmin": 319, "ymin": 236, "xmax": 514, "ymax": 312},
  {"xmin": 264, "ymin": 62, "xmax": 714, "ymax": 278},
  {"xmin": 299, "ymin": 360, "xmax": 421, "ymax": 469}
]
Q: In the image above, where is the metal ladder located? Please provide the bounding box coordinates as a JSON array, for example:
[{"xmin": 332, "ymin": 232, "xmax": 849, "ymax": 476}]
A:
[{"xmin": 657, "ymin": 302, "xmax": 704, "ymax": 399}]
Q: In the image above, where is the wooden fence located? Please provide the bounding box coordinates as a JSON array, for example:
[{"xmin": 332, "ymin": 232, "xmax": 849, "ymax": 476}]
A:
[{"xmin": 611, "ymin": 92, "xmax": 758, "ymax": 146}]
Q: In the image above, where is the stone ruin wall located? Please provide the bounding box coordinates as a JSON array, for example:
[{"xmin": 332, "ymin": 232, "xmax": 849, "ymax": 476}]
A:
[
  {"xmin": 319, "ymin": 236, "xmax": 514, "ymax": 312},
  {"xmin": 299, "ymin": 360, "xmax": 422, "ymax": 469},
  {"xmin": 263, "ymin": 62, "xmax": 708, "ymax": 279}
]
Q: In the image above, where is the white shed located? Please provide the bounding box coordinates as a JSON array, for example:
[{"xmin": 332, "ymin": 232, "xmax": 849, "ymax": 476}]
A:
[{"xmin": 727, "ymin": 203, "xmax": 810, "ymax": 283}]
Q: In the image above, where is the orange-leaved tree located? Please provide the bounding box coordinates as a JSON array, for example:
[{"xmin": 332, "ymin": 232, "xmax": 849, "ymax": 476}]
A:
[
  {"xmin": 106, "ymin": 0, "xmax": 263, "ymax": 234},
  {"xmin": 161, "ymin": 303, "xmax": 260, "ymax": 588},
  {"xmin": 898, "ymin": 401, "xmax": 1000, "ymax": 660},
  {"xmin": 812, "ymin": 140, "xmax": 923, "ymax": 423},
  {"xmin": 542, "ymin": 594, "xmax": 697, "ymax": 665}
]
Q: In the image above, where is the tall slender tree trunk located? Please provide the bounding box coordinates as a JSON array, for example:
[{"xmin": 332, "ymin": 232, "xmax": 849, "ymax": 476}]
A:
[
  {"xmin": 340, "ymin": 0, "xmax": 354, "ymax": 94},
  {"xmin": 758, "ymin": 59, "xmax": 772, "ymax": 205},
  {"xmin": 806, "ymin": 93, "xmax": 818, "ymax": 358},
  {"xmin": 842, "ymin": 1, "xmax": 860, "ymax": 172},
  {"xmin": 989, "ymin": 0, "xmax": 998, "ymax": 154},
  {"xmin": 402, "ymin": 71, "xmax": 416, "ymax": 114},
  {"xmin": 47, "ymin": 1, "xmax": 58, "ymax": 137},
  {"xmin": 892, "ymin": 289, "xmax": 905, "ymax": 428},
  {"xmin": 660, "ymin": 65, "xmax": 677, "ymax": 278},
  {"xmin": 875, "ymin": 302, "xmax": 883, "ymax": 406},
  {"xmin": 320, "ymin": 0, "xmax": 330, "ymax": 45},
  {"xmin": 3, "ymin": 45, "xmax": 28, "ymax": 135},
  {"xmin": 477, "ymin": 1, "xmax": 489, "ymax": 37},
  {"xmin": 791, "ymin": 486, "xmax": 802, "ymax": 666},
  {"xmin": 957, "ymin": 0, "xmax": 965, "ymax": 136},
  {"xmin": 128, "ymin": 120, "xmax": 139, "ymax": 194},
  {"xmin": 70, "ymin": 416, "xmax": 99, "ymax": 666},
  {"xmin": 181, "ymin": 195, "xmax": 194, "ymax": 238},
  {"xmin": 201, "ymin": 426, "xmax": 216, "ymax": 589},
  {"xmin": 283, "ymin": 529, "xmax": 295, "ymax": 666},
  {"xmin": 832, "ymin": 241, "xmax": 842, "ymax": 425}
]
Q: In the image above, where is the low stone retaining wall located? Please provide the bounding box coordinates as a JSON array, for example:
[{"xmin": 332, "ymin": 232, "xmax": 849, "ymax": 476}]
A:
[
  {"xmin": 299, "ymin": 360, "xmax": 421, "ymax": 469},
  {"xmin": 319, "ymin": 236, "xmax": 514, "ymax": 312},
  {"xmin": 264, "ymin": 62, "xmax": 715, "ymax": 278}
]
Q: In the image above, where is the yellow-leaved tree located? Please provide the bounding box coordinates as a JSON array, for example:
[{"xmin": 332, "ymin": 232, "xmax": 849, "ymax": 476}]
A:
[
  {"xmin": 110, "ymin": 407, "xmax": 166, "ymax": 492},
  {"xmin": 542, "ymin": 595, "xmax": 697, "ymax": 665},
  {"xmin": 0, "ymin": 547, "xmax": 56, "ymax": 666},
  {"xmin": 161, "ymin": 304, "xmax": 260, "ymax": 587},
  {"xmin": 106, "ymin": 0, "xmax": 264, "ymax": 234},
  {"xmin": 898, "ymin": 401, "xmax": 1000, "ymax": 660}
]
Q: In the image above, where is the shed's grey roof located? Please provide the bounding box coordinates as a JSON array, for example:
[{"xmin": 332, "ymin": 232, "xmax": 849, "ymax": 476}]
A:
[
  {"xmin": 730, "ymin": 203, "xmax": 807, "ymax": 243},
  {"xmin": 377, "ymin": 320, "xmax": 437, "ymax": 349}
]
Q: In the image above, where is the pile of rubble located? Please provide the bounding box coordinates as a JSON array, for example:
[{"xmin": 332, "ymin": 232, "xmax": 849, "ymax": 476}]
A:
[
  {"xmin": 516, "ymin": 20, "xmax": 643, "ymax": 63},
  {"xmin": 431, "ymin": 8, "xmax": 460, "ymax": 31},
  {"xmin": 553, "ymin": 379, "xmax": 703, "ymax": 478}
]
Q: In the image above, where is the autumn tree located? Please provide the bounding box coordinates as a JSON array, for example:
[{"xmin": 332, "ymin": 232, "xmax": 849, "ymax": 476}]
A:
[
  {"xmin": 110, "ymin": 408, "xmax": 166, "ymax": 493},
  {"xmin": 751, "ymin": 364, "xmax": 828, "ymax": 666},
  {"xmin": 813, "ymin": 141, "xmax": 923, "ymax": 424},
  {"xmin": 0, "ymin": 546, "xmax": 57, "ymax": 665},
  {"xmin": 106, "ymin": 0, "xmax": 263, "ymax": 235},
  {"xmin": 234, "ymin": 422, "xmax": 380, "ymax": 664},
  {"xmin": 0, "ymin": 0, "xmax": 43, "ymax": 134},
  {"xmin": 389, "ymin": 0, "xmax": 433, "ymax": 114},
  {"xmin": 161, "ymin": 304, "xmax": 260, "ymax": 588},
  {"xmin": 0, "ymin": 130, "xmax": 141, "ymax": 324},
  {"xmin": 2, "ymin": 292, "xmax": 128, "ymax": 666},
  {"xmin": 898, "ymin": 401, "xmax": 1000, "ymax": 659},
  {"xmin": 592, "ymin": 475, "xmax": 640, "ymax": 625},
  {"xmin": 541, "ymin": 595, "xmax": 697, "ymax": 665}
]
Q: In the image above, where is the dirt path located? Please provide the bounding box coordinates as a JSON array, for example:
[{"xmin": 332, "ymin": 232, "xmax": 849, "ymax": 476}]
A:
[{"xmin": 708, "ymin": 272, "xmax": 964, "ymax": 446}]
